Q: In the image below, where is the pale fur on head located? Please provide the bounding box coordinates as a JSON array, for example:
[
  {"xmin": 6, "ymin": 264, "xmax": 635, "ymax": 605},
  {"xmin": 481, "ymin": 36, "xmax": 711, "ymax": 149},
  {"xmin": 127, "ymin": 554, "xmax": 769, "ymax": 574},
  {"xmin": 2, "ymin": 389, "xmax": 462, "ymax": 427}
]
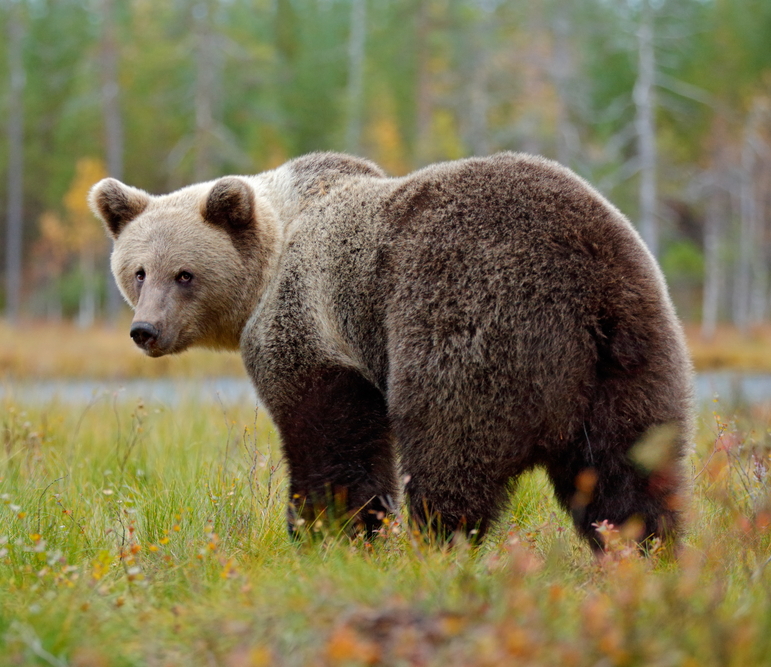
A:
[{"xmin": 89, "ymin": 175, "xmax": 283, "ymax": 355}]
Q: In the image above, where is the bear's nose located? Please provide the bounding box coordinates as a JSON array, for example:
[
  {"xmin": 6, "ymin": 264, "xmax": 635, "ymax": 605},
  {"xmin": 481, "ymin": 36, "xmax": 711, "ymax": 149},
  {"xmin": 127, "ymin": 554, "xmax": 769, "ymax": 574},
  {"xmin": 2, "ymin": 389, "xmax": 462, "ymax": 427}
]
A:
[{"xmin": 130, "ymin": 321, "xmax": 160, "ymax": 348}]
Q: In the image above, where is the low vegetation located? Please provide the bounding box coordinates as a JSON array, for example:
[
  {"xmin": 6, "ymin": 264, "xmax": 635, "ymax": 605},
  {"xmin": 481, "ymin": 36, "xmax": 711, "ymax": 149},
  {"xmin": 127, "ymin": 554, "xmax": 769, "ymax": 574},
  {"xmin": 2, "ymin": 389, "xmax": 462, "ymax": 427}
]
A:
[
  {"xmin": 0, "ymin": 321, "xmax": 245, "ymax": 380},
  {"xmin": 1, "ymin": 387, "xmax": 771, "ymax": 665}
]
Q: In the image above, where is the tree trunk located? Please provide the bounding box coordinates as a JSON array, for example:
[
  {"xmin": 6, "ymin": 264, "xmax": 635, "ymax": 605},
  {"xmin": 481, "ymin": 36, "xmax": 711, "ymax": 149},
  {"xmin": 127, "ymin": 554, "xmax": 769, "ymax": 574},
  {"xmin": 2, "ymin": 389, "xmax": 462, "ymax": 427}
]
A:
[
  {"xmin": 99, "ymin": 0, "xmax": 125, "ymax": 323},
  {"xmin": 467, "ymin": 4, "xmax": 492, "ymax": 157},
  {"xmin": 701, "ymin": 178, "xmax": 725, "ymax": 340},
  {"xmin": 701, "ymin": 117, "xmax": 729, "ymax": 340},
  {"xmin": 747, "ymin": 147, "xmax": 767, "ymax": 327},
  {"xmin": 78, "ymin": 248, "xmax": 96, "ymax": 329},
  {"xmin": 633, "ymin": 0, "xmax": 658, "ymax": 258},
  {"xmin": 4, "ymin": 3, "xmax": 25, "ymax": 323},
  {"xmin": 345, "ymin": 0, "xmax": 366, "ymax": 155},
  {"xmin": 194, "ymin": 0, "xmax": 217, "ymax": 182},
  {"xmin": 551, "ymin": 6, "xmax": 579, "ymax": 168},
  {"xmin": 734, "ymin": 105, "xmax": 765, "ymax": 333},
  {"xmin": 413, "ymin": 0, "xmax": 432, "ymax": 166}
]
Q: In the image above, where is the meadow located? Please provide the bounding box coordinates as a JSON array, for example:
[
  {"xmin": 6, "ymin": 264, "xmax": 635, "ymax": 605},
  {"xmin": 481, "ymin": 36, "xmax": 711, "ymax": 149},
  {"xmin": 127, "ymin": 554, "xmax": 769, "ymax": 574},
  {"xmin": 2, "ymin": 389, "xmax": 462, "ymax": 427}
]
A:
[{"xmin": 2, "ymin": 323, "xmax": 771, "ymax": 665}]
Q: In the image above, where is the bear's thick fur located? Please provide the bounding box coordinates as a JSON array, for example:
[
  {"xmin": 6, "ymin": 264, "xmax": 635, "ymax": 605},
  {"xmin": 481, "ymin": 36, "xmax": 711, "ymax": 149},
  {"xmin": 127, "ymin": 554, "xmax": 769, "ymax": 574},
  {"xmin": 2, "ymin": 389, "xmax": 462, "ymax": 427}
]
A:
[{"xmin": 90, "ymin": 152, "xmax": 693, "ymax": 549}]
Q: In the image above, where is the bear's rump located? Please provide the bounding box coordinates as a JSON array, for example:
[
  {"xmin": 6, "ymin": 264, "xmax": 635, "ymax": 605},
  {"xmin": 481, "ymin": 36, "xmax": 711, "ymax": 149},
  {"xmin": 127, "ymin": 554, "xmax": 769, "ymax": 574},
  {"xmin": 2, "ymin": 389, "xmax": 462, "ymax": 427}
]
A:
[
  {"xmin": 382, "ymin": 211, "xmax": 684, "ymax": 471},
  {"xmin": 384, "ymin": 272, "xmax": 599, "ymax": 473}
]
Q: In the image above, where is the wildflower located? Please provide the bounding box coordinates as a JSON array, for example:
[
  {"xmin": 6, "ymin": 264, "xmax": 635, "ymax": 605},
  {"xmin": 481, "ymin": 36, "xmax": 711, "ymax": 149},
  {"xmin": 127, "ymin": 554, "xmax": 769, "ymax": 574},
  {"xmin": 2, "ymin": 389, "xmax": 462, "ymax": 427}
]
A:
[
  {"xmin": 325, "ymin": 625, "xmax": 380, "ymax": 665},
  {"xmin": 220, "ymin": 558, "xmax": 238, "ymax": 578}
]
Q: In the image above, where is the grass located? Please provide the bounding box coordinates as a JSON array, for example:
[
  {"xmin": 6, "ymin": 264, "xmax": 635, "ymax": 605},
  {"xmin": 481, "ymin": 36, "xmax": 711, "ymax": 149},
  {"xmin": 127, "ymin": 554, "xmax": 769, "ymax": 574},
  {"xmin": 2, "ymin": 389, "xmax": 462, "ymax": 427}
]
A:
[
  {"xmin": 1, "ymin": 389, "xmax": 771, "ymax": 666},
  {"xmin": 3, "ymin": 320, "xmax": 771, "ymax": 664},
  {"xmin": 5, "ymin": 320, "xmax": 771, "ymax": 379}
]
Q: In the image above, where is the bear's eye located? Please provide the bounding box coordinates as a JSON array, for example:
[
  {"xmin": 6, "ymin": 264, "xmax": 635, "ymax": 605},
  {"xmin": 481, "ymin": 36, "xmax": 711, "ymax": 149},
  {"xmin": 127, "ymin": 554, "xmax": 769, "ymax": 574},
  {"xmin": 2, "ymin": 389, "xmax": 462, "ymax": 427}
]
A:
[
  {"xmin": 177, "ymin": 271, "xmax": 193, "ymax": 284},
  {"xmin": 136, "ymin": 269, "xmax": 146, "ymax": 282}
]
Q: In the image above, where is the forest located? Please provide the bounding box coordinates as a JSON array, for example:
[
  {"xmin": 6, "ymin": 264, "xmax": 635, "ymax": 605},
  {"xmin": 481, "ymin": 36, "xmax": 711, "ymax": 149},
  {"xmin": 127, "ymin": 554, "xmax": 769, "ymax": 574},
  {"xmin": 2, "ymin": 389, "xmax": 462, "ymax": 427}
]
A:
[{"xmin": 1, "ymin": 0, "xmax": 770, "ymax": 332}]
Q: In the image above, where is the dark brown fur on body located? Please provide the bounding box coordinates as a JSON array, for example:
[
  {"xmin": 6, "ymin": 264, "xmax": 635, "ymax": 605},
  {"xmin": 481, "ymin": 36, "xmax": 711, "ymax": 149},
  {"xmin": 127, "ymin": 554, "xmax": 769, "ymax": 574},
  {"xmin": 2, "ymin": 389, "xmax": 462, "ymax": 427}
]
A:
[{"xmin": 91, "ymin": 152, "xmax": 693, "ymax": 550}]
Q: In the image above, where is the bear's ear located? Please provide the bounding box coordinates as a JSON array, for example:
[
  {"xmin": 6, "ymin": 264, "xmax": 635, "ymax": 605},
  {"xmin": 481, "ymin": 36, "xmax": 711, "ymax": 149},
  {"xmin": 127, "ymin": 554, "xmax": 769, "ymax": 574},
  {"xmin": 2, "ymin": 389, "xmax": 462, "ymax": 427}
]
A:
[
  {"xmin": 202, "ymin": 177, "xmax": 255, "ymax": 233},
  {"xmin": 89, "ymin": 178, "xmax": 150, "ymax": 239}
]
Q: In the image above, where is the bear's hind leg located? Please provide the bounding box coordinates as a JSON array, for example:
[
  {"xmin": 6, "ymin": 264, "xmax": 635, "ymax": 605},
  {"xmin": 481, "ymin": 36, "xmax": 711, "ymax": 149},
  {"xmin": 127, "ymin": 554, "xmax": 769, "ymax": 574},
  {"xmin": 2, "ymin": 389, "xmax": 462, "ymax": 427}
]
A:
[
  {"xmin": 271, "ymin": 367, "xmax": 397, "ymax": 539},
  {"xmin": 546, "ymin": 425, "xmax": 687, "ymax": 553},
  {"xmin": 400, "ymin": 441, "xmax": 516, "ymax": 544}
]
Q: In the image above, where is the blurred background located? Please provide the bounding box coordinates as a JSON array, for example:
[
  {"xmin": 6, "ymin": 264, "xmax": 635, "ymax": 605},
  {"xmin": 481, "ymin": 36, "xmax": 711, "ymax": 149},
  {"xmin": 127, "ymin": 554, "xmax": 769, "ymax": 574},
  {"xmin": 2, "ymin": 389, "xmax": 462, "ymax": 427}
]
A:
[{"xmin": 0, "ymin": 0, "xmax": 770, "ymax": 339}]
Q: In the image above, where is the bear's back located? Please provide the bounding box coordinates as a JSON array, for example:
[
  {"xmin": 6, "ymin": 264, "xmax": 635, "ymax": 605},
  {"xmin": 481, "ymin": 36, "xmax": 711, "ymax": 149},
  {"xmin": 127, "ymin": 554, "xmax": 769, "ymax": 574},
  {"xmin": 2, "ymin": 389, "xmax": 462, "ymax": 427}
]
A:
[
  {"xmin": 383, "ymin": 153, "xmax": 646, "ymax": 267},
  {"xmin": 380, "ymin": 152, "xmax": 669, "ymax": 336}
]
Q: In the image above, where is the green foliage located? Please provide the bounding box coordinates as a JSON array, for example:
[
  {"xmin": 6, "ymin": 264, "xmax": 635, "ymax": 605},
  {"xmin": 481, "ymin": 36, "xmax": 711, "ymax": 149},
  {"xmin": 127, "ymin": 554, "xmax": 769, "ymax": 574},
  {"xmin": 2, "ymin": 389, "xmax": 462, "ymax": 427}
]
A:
[
  {"xmin": 661, "ymin": 239, "xmax": 705, "ymax": 284},
  {"xmin": 1, "ymin": 0, "xmax": 771, "ymax": 321},
  {"xmin": 275, "ymin": 0, "xmax": 349, "ymax": 156},
  {"xmin": 22, "ymin": 0, "xmax": 100, "ymax": 212},
  {"xmin": 54, "ymin": 266, "xmax": 107, "ymax": 318},
  {"xmin": 0, "ymin": 0, "xmax": 761, "ymax": 206}
]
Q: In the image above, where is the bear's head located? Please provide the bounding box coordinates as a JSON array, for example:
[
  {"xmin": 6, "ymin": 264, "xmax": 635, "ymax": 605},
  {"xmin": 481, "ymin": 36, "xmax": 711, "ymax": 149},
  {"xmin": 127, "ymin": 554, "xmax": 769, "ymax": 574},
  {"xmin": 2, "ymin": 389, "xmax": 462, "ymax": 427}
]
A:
[{"xmin": 89, "ymin": 176, "xmax": 278, "ymax": 356}]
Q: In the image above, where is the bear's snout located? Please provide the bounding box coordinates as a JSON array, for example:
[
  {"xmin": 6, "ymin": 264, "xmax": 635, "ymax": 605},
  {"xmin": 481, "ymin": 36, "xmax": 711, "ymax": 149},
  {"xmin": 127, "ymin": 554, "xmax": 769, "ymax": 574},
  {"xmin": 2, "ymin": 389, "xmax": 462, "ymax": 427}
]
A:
[{"xmin": 130, "ymin": 321, "xmax": 160, "ymax": 350}]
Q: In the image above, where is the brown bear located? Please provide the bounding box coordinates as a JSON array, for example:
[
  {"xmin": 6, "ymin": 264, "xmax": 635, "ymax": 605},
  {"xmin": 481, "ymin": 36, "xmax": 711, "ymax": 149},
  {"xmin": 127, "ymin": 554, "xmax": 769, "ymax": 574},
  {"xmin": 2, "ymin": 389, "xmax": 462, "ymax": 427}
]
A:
[{"xmin": 90, "ymin": 152, "xmax": 693, "ymax": 550}]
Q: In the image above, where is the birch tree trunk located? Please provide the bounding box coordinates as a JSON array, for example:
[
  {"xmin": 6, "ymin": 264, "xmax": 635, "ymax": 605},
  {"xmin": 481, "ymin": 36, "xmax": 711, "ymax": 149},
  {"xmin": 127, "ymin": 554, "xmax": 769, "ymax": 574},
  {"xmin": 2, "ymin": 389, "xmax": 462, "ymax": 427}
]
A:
[
  {"xmin": 414, "ymin": 0, "xmax": 433, "ymax": 166},
  {"xmin": 701, "ymin": 117, "xmax": 729, "ymax": 340},
  {"xmin": 701, "ymin": 177, "xmax": 725, "ymax": 340},
  {"xmin": 78, "ymin": 249, "xmax": 96, "ymax": 329},
  {"xmin": 4, "ymin": 3, "xmax": 25, "ymax": 323},
  {"xmin": 753, "ymin": 109, "xmax": 771, "ymax": 325},
  {"xmin": 194, "ymin": 0, "xmax": 217, "ymax": 182},
  {"xmin": 633, "ymin": 0, "xmax": 658, "ymax": 258},
  {"xmin": 467, "ymin": 3, "xmax": 492, "ymax": 157},
  {"xmin": 345, "ymin": 0, "xmax": 366, "ymax": 155},
  {"xmin": 99, "ymin": 0, "xmax": 125, "ymax": 323},
  {"xmin": 746, "ymin": 139, "xmax": 766, "ymax": 327},
  {"xmin": 734, "ymin": 105, "xmax": 765, "ymax": 333},
  {"xmin": 551, "ymin": 6, "xmax": 579, "ymax": 168}
]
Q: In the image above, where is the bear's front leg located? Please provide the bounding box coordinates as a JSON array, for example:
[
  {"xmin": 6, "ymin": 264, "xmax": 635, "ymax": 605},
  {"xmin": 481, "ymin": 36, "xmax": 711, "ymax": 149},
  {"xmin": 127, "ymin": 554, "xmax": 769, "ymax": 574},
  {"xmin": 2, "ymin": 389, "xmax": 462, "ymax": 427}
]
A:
[{"xmin": 269, "ymin": 366, "xmax": 397, "ymax": 539}]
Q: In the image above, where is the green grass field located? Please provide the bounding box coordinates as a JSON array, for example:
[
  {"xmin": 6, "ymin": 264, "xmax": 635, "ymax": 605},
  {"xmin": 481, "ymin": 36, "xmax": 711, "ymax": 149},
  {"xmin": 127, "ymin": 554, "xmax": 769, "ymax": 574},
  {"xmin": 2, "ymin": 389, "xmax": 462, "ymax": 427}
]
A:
[{"xmin": 2, "ymin": 390, "xmax": 771, "ymax": 666}]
